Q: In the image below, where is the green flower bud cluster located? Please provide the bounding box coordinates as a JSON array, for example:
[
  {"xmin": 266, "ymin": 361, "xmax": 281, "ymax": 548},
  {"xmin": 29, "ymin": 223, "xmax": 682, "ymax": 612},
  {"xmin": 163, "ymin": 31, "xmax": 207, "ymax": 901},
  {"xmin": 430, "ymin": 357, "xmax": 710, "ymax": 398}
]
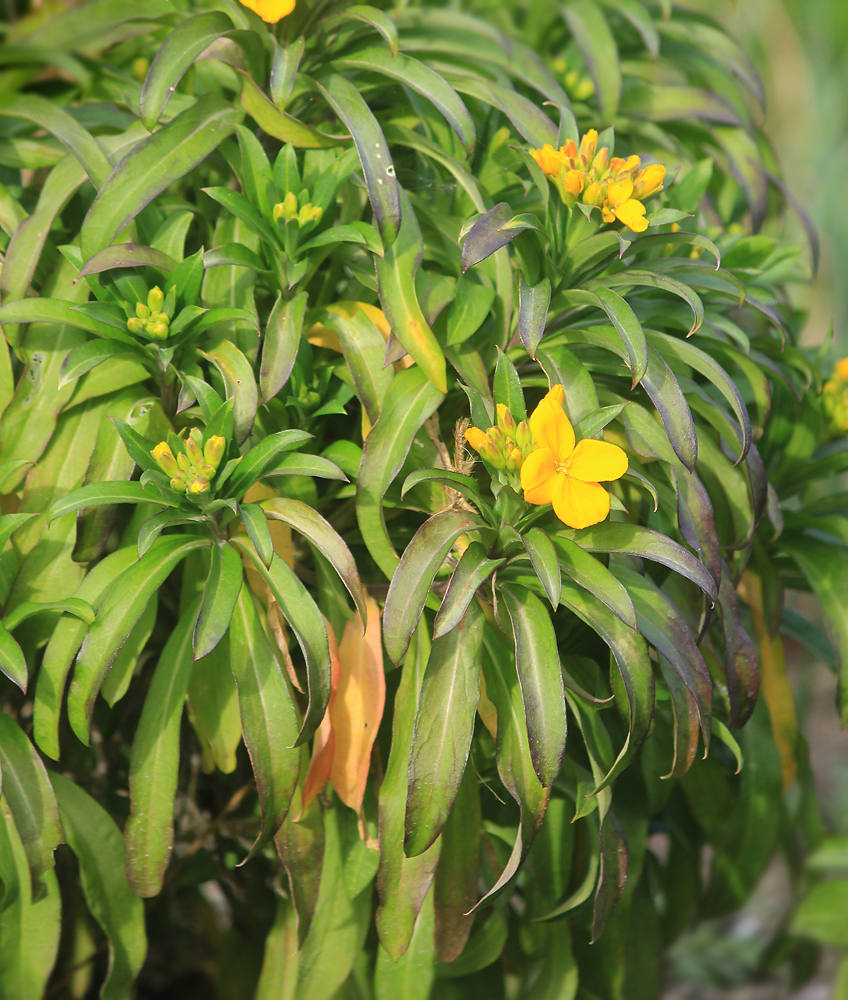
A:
[
  {"xmin": 465, "ymin": 404, "xmax": 536, "ymax": 488},
  {"xmin": 273, "ymin": 191, "xmax": 323, "ymax": 227},
  {"xmin": 152, "ymin": 429, "xmax": 226, "ymax": 495},
  {"xmin": 127, "ymin": 287, "xmax": 170, "ymax": 341}
]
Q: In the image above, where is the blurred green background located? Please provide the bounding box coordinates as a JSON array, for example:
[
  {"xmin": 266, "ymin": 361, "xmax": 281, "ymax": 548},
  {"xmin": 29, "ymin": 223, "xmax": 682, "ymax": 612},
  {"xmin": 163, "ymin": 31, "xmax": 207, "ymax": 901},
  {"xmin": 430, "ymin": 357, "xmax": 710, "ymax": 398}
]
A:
[{"xmin": 690, "ymin": 0, "xmax": 848, "ymax": 352}]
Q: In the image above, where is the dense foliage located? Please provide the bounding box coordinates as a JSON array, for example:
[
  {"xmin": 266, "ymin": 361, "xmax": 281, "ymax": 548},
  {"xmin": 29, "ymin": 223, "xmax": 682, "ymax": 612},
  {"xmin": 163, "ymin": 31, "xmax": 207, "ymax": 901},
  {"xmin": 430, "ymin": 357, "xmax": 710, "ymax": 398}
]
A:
[{"xmin": 1, "ymin": 1, "xmax": 847, "ymax": 997}]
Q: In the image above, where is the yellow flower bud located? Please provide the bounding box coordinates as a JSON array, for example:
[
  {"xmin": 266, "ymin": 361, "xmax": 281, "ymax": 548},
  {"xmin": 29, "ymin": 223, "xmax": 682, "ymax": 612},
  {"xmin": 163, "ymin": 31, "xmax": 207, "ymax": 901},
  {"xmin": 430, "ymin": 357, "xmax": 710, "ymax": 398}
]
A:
[
  {"xmin": 274, "ymin": 191, "xmax": 299, "ymax": 223},
  {"xmin": 464, "ymin": 427, "xmax": 490, "ymax": 453},
  {"xmin": 135, "ymin": 302, "xmax": 150, "ymax": 320},
  {"xmin": 203, "ymin": 435, "xmax": 226, "ymax": 470},
  {"xmin": 835, "ymin": 358, "xmax": 848, "ymax": 382},
  {"xmin": 478, "ymin": 441, "xmax": 505, "ymax": 469},
  {"xmin": 307, "ymin": 205, "xmax": 323, "ymax": 224},
  {"xmin": 516, "ymin": 420, "xmax": 535, "ymax": 453},
  {"xmin": 152, "ymin": 442, "xmax": 179, "ymax": 477},
  {"xmin": 186, "ymin": 472, "xmax": 210, "ymax": 494},
  {"xmin": 147, "ymin": 322, "xmax": 169, "ymax": 341},
  {"xmin": 147, "ymin": 287, "xmax": 164, "ymax": 314},
  {"xmin": 506, "ymin": 447, "xmax": 524, "ymax": 473},
  {"xmin": 127, "ymin": 317, "xmax": 144, "ymax": 334},
  {"xmin": 488, "ymin": 427, "xmax": 506, "ymax": 451},
  {"xmin": 177, "ymin": 452, "xmax": 192, "ymax": 473},
  {"xmin": 497, "ymin": 403, "xmax": 517, "ymax": 436},
  {"xmin": 170, "ymin": 473, "xmax": 187, "ymax": 493}
]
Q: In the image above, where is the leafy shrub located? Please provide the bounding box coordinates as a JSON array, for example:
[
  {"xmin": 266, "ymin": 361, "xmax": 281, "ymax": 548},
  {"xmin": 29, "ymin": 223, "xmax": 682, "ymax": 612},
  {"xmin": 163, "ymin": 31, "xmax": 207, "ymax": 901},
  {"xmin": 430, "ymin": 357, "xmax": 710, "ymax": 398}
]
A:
[{"xmin": 0, "ymin": 1, "xmax": 845, "ymax": 998}]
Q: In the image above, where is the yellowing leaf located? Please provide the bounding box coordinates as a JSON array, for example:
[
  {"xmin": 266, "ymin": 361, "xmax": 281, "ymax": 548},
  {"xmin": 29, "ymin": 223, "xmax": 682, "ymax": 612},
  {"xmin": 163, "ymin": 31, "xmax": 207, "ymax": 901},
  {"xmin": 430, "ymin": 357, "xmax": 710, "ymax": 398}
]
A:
[
  {"xmin": 330, "ymin": 596, "xmax": 385, "ymax": 815},
  {"xmin": 300, "ymin": 618, "xmax": 341, "ymax": 813}
]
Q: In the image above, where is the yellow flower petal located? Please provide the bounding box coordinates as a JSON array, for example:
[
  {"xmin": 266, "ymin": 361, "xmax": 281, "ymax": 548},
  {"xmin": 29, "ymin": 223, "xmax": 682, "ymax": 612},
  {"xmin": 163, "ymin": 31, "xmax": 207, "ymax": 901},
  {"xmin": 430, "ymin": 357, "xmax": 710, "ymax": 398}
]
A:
[
  {"xmin": 568, "ymin": 439, "xmax": 628, "ymax": 483},
  {"xmin": 632, "ymin": 163, "xmax": 666, "ymax": 200},
  {"xmin": 531, "ymin": 143, "xmax": 563, "ymax": 177},
  {"xmin": 836, "ymin": 358, "xmax": 848, "ymax": 381},
  {"xmin": 607, "ymin": 177, "xmax": 634, "ymax": 207},
  {"xmin": 529, "ymin": 385, "xmax": 574, "ymax": 461},
  {"xmin": 238, "ymin": 0, "xmax": 295, "ymax": 22},
  {"xmin": 521, "ymin": 448, "xmax": 558, "ymax": 505},
  {"xmin": 562, "ymin": 169, "xmax": 584, "ymax": 198},
  {"xmin": 578, "ymin": 129, "xmax": 598, "ymax": 167},
  {"xmin": 552, "ymin": 476, "xmax": 611, "ymax": 529},
  {"xmin": 583, "ymin": 181, "xmax": 604, "ymax": 207},
  {"xmin": 614, "ymin": 198, "xmax": 648, "ymax": 233}
]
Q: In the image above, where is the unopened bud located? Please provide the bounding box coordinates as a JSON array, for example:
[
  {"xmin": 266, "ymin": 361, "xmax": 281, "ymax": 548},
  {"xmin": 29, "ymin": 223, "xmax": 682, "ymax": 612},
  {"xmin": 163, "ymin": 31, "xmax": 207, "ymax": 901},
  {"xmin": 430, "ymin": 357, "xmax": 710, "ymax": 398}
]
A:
[
  {"xmin": 497, "ymin": 403, "xmax": 516, "ymax": 436},
  {"xmin": 127, "ymin": 317, "xmax": 144, "ymax": 334},
  {"xmin": 488, "ymin": 427, "xmax": 506, "ymax": 451},
  {"xmin": 177, "ymin": 452, "xmax": 192, "ymax": 474},
  {"xmin": 135, "ymin": 302, "xmax": 150, "ymax": 320},
  {"xmin": 203, "ymin": 435, "xmax": 226, "ymax": 470},
  {"xmin": 478, "ymin": 441, "xmax": 505, "ymax": 469},
  {"xmin": 148, "ymin": 322, "xmax": 169, "ymax": 340},
  {"xmin": 516, "ymin": 420, "xmax": 534, "ymax": 452},
  {"xmin": 186, "ymin": 472, "xmax": 210, "ymax": 495},
  {"xmin": 506, "ymin": 447, "xmax": 523, "ymax": 472},
  {"xmin": 147, "ymin": 287, "xmax": 164, "ymax": 314},
  {"xmin": 185, "ymin": 428, "xmax": 203, "ymax": 465},
  {"xmin": 152, "ymin": 442, "xmax": 179, "ymax": 477},
  {"xmin": 170, "ymin": 472, "xmax": 187, "ymax": 493},
  {"xmin": 273, "ymin": 192, "xmax": 299, "ymax": 223}
]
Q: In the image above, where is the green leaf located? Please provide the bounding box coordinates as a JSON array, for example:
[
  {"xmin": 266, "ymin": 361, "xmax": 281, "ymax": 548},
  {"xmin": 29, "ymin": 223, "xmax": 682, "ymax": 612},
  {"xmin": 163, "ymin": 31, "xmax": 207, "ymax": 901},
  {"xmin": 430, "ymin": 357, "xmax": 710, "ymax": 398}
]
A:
[
  {"xmin": 375, "ymin": 188, "xmax": 447, "ymax": 392},
  {"xmin": 598, "ymin": 270, "xmax": 704, "ymax": 335},
  {"xmin": 78, "ymin": 243, "xmax": 178, "ymax": 277},
  {"xmin": 461, "ymin": 202, "xmax": 542, "ymax": 273},
  {"xmin": 140, "ymin": 11, "xmax": 234, "ymax": 128},
  {"xmin": 321, "ymin": 4, "xmax": 399, "ymax": 56},
  {"xmin": 0, "ymin": 93, "xmax": 112, "ymax": 187},
  {"xmin": 336, "ymin": 46, "xmax": 475, "ymax": 154},
  {"xmin": 521, "ymin": 527, "xmax": 561, "ymax": 608},
  {"xmin": 401, "ymin": 469, "xmax": 493, "ymax": 521},
  {"xmin": 550, "ymin": 535, "xmax": 636, "ymax": 629},
  {"xmin": 101, "ymin": 595, "xmax": 157, "ymax": 707},
  {"xmin": 187, "ymin": 635, "xmax": 242, "ymax": 774},
  {"xmin": 434, "ymin": 543, "xmax": 503, "ymax": 640},
  {"xmin": 232, "ymin": 541, "xmax": 332, "ymax": 749},
  {"xmin": 202, "ymin": 186, "xmax": 279, "ymax": 247},
  {"xmin": 376, "ymin": 623, "xmax": 442, "ymax": 959},
  {"xmin": 201, "ymin": 338, "xmax": 258, "ymax": 445},
  {"xmin": 314, "ymin": 73, "xmax": 400, "ymax": 246},
  {"xmin": 50, "ymin": 773, "xmax": 147, "ymax": 999},
  {"xmin": 563, "ymin": 522, "xmax": 717, "ymax": 604},
  {"xmin": 405, "ymin": 602, "xmax": 484, "ymax": 857},
  {"xmin": 262, "ymin": 453, "xmax": 348, "ymax": 483},
  {"xmin": 68, "ymin": 536, "xmax": 208, "ymax": 745},
  {"xmin": 493, "ymin": 348, "xmax": 526, "ymax": 422},
  {"xmin": 47, "ymin": 481, "xmax": 178, "ymax": 522},
  {"xmin": 0, "ymin": 622, "xmax": 27, "ymax": 692},
  {"xmin": 0, "ymin": 714, "xmax": 63, "ymax": 897},
  {"xmin": 193, "ymin": 541, "xmax": 243, "ymax": 659},
  {"xmin": 620, "ymin": 84, "xmax": 740, "ymax": 126},
  {"xmin": 124, "ymin": 602, "xmax": 197, "ymax": 896},
  {"xmin": 792, "ymin": 880, "xmax": 848, "ymax": 947},
  {"xmin": 562, "ymin": 1, "xmax": 621, "ymax": 119},
  {"xmin": 445, "ymin": 279, "xmax": 496, "ymax": 347},
  {"xmin": 0, "ymin": 297, "xmax": 128, "ymax": 341},
  {"xmin": 499, "ymin": 584, "xmax": 566, "ymax": 788},
  {"xmin": 223, "ymin": 428, "xmax": 312, "ymax": 499},
  {"xmin": 319, "ymin": 306, "xmax": 394, "ymax": 425},
  {"xmin": 260, "ymin": 496, "xmax": 366, "ymax": 625},
  {"xmin": 238, "ymin": 70, "xmax": 346, "ymax": 149},
  {"xmin": 356, "ymin": 366, "xmax": 444, "ymax": 578},
  {"xmin": 81, "ymin": 95, "xmax": 242, "ymax": 260},
  {"xmin": 383, "ymin": 510, "xmax": 483, "ymax": 665},
  {"xmin": 260, "ymin": 291, "xmax": 306, "ymax": 404},
  {"xmin": 239, "ymin": 504, "xmax": 274, "ymax": 568},
  {"xmin": 2, "ymin": 598, "xmax": 95, "ymax": 633},
  {"xmin": 375, "ymin": 890, "xmax": 436, "ymax": 1000},
  {"xmin": 436, "ymin": 911, "xmax": 507, "ymax": 978},
  {"xmin": 518, "ymin": 276, "xmax": 551, "ymax": 358},
  {"xmin": 59, "ymin": 339, "xmax": 143, "ymax": 387},
  {"xmin": 32, "ymin": 547, "xmax": 139, "ymax": 760},
  {"xmin": 229, "ymin": 585, "xmax": 301, "ymax": 859}
]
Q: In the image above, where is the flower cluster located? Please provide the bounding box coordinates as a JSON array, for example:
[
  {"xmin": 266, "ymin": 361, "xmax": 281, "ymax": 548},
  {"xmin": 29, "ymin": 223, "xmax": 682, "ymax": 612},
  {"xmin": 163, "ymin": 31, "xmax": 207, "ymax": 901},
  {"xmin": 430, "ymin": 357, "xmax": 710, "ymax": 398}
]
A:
[
  {"xmin": 530, "ymin": 129, "xmax": 665, "ymax": 233},
  {"xmin": 127, "ymin": 287, "xmax": 170, "ymax": 341},
  {"xmin": 273, "ymin": 191, "xmax": 323, "ymax": 228},
  {"xmin": 823, "ymin": 358, "xmax": 848, "ymax": 436},
  {"xmin": 465, "ymin": 404, "xmax": 536, "ymax": 488},
  {"xmin": 152, "ymin": 429, "xmax": 226, "ymax": 495}
]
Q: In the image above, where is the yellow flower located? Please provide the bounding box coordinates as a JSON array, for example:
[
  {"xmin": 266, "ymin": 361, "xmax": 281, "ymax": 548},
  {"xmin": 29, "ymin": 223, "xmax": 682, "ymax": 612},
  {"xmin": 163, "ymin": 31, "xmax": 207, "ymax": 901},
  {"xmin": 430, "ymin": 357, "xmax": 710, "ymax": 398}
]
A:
[
  {"xmin": 577, "ymin": 129, "xmax": 598, "ymax": 168},
  {"xmin": 151, "ymin": 441, "xmax": 178, "ymax": 478},
  {"xmin": 520, "ymin": 385, "xmax": 628, "ymax": 529},
  {"xmin": 530, "ymin": 143, "xmax": 563, "ymax": 176},
  {"xmin": 238, "ymin": 0, "xmax": 295, "ymax": 24},
  {"xmin": 835, "ymin": 358, "xmax": 848, "ymax": 382},
  {"xmin": 601, "ymin": 178, "xmax": 648, "ymax": 233},
  {"xmin": 632, "ymin": 163, "xmax": 666, "ymax": 200}
]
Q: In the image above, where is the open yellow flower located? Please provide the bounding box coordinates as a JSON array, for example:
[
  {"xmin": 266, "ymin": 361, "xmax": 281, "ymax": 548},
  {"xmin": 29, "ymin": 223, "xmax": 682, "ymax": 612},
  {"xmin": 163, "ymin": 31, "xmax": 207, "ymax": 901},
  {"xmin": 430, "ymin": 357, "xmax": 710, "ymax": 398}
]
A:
[
  {"xmin": 238, "ymin": 0, "xmax": 295, "ymax": 24},
  {"xmin": 520, "ymin": 385, "xmax": 628, "ymax": 529},
  {"xmin": 601, "ymin": 178, "xmax": 648, "ymax": 233}
]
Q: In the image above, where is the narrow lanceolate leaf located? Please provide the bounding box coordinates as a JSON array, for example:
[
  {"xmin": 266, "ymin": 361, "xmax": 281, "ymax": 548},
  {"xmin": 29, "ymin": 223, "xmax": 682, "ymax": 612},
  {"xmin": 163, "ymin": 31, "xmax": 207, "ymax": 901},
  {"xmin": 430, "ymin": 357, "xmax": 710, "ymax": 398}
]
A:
[
  {"xmin": 434, "ymin": 543, "xmax": 503, "ymax": 640},
  {"xmin": 59, "ymin": 339, "xmax": 142, "ymax": 387},
  {"xmin": 319, "ymin": 306, "xmax": 394, "ymax": 425},
  {"xmin": 357, "ymin": 366, "xmax": 444, "ymax": 579},
  {"xmin": 716, "ymin": 558, "xmax": 760, "ymax": 729},
  {"xmin": 522, "ymin": 528, "xmax": 561, "ymax": 608},
  {"xmin": 230, "ymin": 585, "xmax": 301, "ymax": 860},
  {"xmin": 493, "ymin": 349, "xmax": 526, "ymax": 422},
  {"xmin": 201, "ymin": 338, "xmax": 258, "ymax": 445},
  {"xmin": 433, "ymin": 765, "xmax": 481, "ymax": 962},
  {"xmin": 0, "ymin": 93, "xmax": 112, "ymax": 187},
  {"xmin": 315, "ymin": 73, "xmax": 400, "ymax": 246},
  {"xmin": 224, "ymin": 428, "xmax": 313, "ymax": 500},
  {"xmin": 260, "ymin": 497, "xmax": 366, "ymax": 624},
  {"xmin": 558, "ymin": 578, "xmax": 654, "ymax": 791},
  {"xmin": 330, "ymin": 596, "xmax": 385, "ymax": 815},
  {"xmin": 239, "ymin": 504, "xmax": 274, "ymax": 568},
  {"xmin": 375, "ymin": 189, "xmax": 447, "ymax": 392},
  {"xmin": 592, "ymin": 287, "xmax": 648, "ymax": 386},
  {"xmin": 239, "ymin": 71, "xmax": 346, "ymax": 149},
  {"xmin": 81, "ymin": 94, "xmax": 242, "ymax": 260},
  {"xmin": 0, "ymin": 622, "xmax": 27, "ymax": 691},
  {"xmin": 383, "ymin": 510, "xmax": 483, "ymax": 665},
  {"xmin": 33, "ymin": 546, "xmax": 139, "ymax": 760},
  {"xmin": 68, "ymin": 536, "xmax": 209, "ymax": 746},
  {"xmin": 140, "ymin": 11, "xmax": 234, "ymax": 128},
  {"xmin": 124, "ymin": 604, "xmax": 197, "ymax": 896},
  {"xmin": 461, "ymin": 203, "xmax": 542, "ymax": 273},
  {"xmin": 260, "ymin": 292, "xmax": 306, "ymax": 404},
  {"xmin": 78, "ymin": 243, "xmax": 178, "ymax": 277},
  {"xmin": 405, "ymin": 602, "xmax": 484, "ymax": 857},
  {"xmin": 377, "ymin": 624, "xmax": 442, "ymax": 959},
  {"xmin": 50, "ymin": 774, "xmax": 147, "ymax": 1000},
  {"xmin": 592, "ymin": 812, "xmax": 628, "ymax": 942},
  {"xmin": 565, "ymin": 522, "xmax": 718, "ymax": 604},
  {"xmin": 551, "ymin": 536, "xmax": 637, "ymax": 629},
  {"xmin": 499, "ymin": 585, "xmax": 566, "ymax": 788},
  {"xmin": 518, "ymin": 275, "xmax": 551, "ymax": 358},
  {"xmin": 0, "ymin": 714, "xmax": 63, "ymax": 897},
  {"xmin": 232, "ymin": 539, "xmax": 332, "ymax": 748},
  {"xmin": 47, "ymin": 481, "xmax": 178, "ymax": 521},
  {"xmin": 193, "ymin": 540, "xmax": 243, "ymax": 659},
  {"xmin": 562, "ymin": 2, "xmax": 620, "ymax": 119}
]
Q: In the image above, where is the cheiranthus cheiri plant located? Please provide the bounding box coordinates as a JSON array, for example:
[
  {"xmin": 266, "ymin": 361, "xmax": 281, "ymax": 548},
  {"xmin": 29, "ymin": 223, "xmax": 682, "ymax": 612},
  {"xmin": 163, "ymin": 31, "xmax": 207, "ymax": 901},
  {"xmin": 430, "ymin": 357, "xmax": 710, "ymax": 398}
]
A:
[{"xmin": 0, "ymin": 0, "xmax": 846, "ymax": 997}]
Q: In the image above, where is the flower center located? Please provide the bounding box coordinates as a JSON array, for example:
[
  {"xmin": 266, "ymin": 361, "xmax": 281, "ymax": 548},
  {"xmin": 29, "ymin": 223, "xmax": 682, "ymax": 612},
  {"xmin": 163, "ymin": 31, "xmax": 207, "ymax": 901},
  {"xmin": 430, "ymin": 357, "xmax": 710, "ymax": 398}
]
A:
[{"xmin": 555, "ymin": 460, "xmax": 571, "ymax": 475}]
